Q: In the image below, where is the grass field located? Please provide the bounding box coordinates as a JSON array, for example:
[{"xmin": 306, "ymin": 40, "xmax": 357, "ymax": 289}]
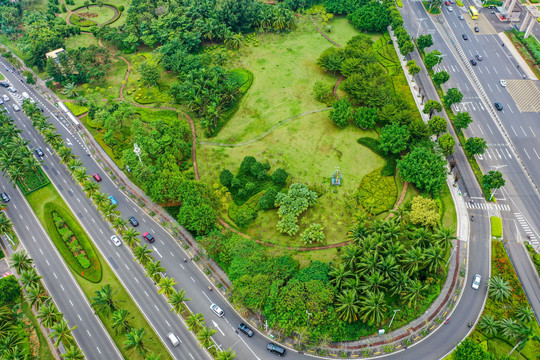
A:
[
  {"xmin": 26, "ymin": 184, "xmax": 171, "ymax": 360},
  {"xmin": 64, "ymin": 33, "xmax": 100, "ymax": 49},
  {"xmin": 74, "ymin": 5, "xmax": 116, "ymax": 25}
]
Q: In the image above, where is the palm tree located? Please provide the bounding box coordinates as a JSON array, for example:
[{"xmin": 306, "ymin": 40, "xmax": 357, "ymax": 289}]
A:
[
  {"xmin": 402, "ymin": 278, "xmax": 427, "ymax": 308},
  {"xmin": 401, "ymin": 247, "xmax": 425, "ymax": 275},
  {"xmin": 67, "ymin": 158, "xmax": 84, "ymax": 173},
  {"xmin": 488, "ymin": 276, "xmax": 512, "ymax": 301},
  {"xmin": 49, "ymin": 318, "xmax": 77, "ymax": 348},
  {"xmin": 478, "ymin": 315, "xmax": 499, "ymax": 337},
  {"xmin": 390, "ymin": 271, "xmax": 410, "ymax": 296},
  {"xmin": 72, "ymin": 168, "xmax": 88, "ymax": 184},
  {"xmin": 61, "ymin": 345, "xmax": 85, "ymax": 360},
  {"xmin": 507, "ymin": 321, "xmax": 540, "ymax": 355},
  {"xmin": 144, "ymin": 353, "xmax": 162, "ymax": 360},
  {"xmin": 329, "ymin": 264, "xmax": 352, "ymax": 290},
  {"xmin": 500, "ymin": 318, "xmax": 520, "ymax": 340},
  {"xmin": 123, "ymin": 228, "xmax": 140, "ymax": 248},
  {"xmin": 82, "ymin": 180, "xmax": 100, "ymax": 197},
  {"xmin": 186, "ymin": 313, "xmax": 205, "ymax": 331},
  {"xmin": 145, "ymin": 260, "xmax": 165, "ymax": 283},
  {"xmin": 19, "ymin": 268, "xmax": 42, "ymax": 290},
  {"xmin": 411, "ymin": 227, "xmax": 433, "ymax": 248},
  {"xmin": 26, "ymin": 283, "xmax": 47, "ymax": 308},
  {"xmin": 360, "ymin": 291, "xmax": 387, "ymax": 326},
  {"xmin": 224, "ymin": 33, "xmax": 243, "ymax": 49},
  {"xmin": 378, "ymin": 255, "xmax": 399, "ymax": 280},
  {"xmin": 424, "ymin": 245, "xmax": 445, "ymax": 272},
  {"xmin": 433, "ymin": 226, "xmax": 456, "ymax": 251},
  {"xmin": 158, "ymin": 277, "xmax": 177, "ymax": 298},
  {"xmin": 63, "ymin": 82, "xmax": 78, "ymax": 98},
  {"xmin": 347, "ymin": 222, "xmax": 368, "ymax": 244},
  {"xmin": 112, "ymin": 217, "xmax": 128, "ymax": 235},
  {"xmin": 37, "ymin": 302, "xmax": 61, "ymax": 328},
  {"xmin": 197, "ymin": 326, "xmax": 217, "ymax": 348},
  {"xmin": 10, "ymin": 251, "xmax": 33, "ymax": 274},
  {"xmin": 168, "ymin": 289, "xmax": 191, "ymax": 314},
  {"xmin": 363, "ymin": 271, "xmax": 387, "ymax": 294},
  {"xmin": 124, "ymin": 328, "xmax": 149, "ymax": 357},
  {"xmin": 43, "ymin": 129, "xmax": 62, "ymax": 148},
  {"xmin": 134, "ymin": 245, "xmax": 154, "ymax": 266},
  {"xmin": 91, "ymin": 191, "xmax": 109, "ymax": 209},
  {"xmin": 383, "ymin": 220, "xmax": 403, "ymax": 241},
  {"xmin": 516, "ymin": 306, "xmax": 535, "ymax": 324},
  {"xmin": 101, "ymin": 202, "xmax": 120, "ymax": 222},
  {"xmin": 335, "ymin": 289, "xmax": 361, "ymax": 323},
  {"xmin": 57, "ymin": 146, "xmax": 74, "ymax": 164},
  {"xmin": 342, "ymin": 245, "xmax": 362, "ymax": 272},
  {"xmin": 217, "ymin": 349, "xmax": 236, "ymax": 360},
  {"xmin": 91, "ymin": 284, "xmax": 118, "ymax": 316},
  {"xmin": 111, "ymin": 309, "xmax": 132, "ymax": 335}
]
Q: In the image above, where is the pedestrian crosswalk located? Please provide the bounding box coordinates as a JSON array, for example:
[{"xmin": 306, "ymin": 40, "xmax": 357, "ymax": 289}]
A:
[
  {"xmin": 515, "ymin": 213, "xmax": 538, "ymax": 246},
  {"xmin": 466, "ymin": 201, "xmax": 511, "ymax": 211},
  {"xmin": 506, "ymin": 80, "xmax": 540, "ymax": 113}
]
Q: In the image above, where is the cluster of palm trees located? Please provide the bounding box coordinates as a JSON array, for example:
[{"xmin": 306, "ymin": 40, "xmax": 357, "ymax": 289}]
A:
[
  {"xmin": 331, "ymin": 212, "xmax": 456, "ymax": 326},
  {"xmin": 9, "ymin": 250, "xmax": 85, "ymax": 359},
  {"xmin": 0, "ymin": 111, "xmax": 44, "ymax": 192},
  {"xmin": 184, "ymin": 312, "xmax": 236, "ymax": 360}
]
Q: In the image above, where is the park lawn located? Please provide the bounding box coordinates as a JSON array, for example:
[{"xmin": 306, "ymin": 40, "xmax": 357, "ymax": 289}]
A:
[
  {"xmin": 74, "ymin": 5, "xmax": 116, "ymax": 25},
  {"xmin": 440, "ymin": 185, "xmax": 457, "ymax": 230},
  {"xmin": 21, "ymin": 301, "xmax": 56, "ymax": 360},
  {"xmin": 65, "ymin": 33, "xmax": 99, "ymax": 49},
  {"xmin": 199, "ymin": 110, "xmax": 384, "ymax": 248},
  {"xmin": 85, "ymin": 54, "xmax": 128, "ymax": 100},
  {"xmin": 25, "ymin": 184, "xmax": 171, "ymax": 360}
]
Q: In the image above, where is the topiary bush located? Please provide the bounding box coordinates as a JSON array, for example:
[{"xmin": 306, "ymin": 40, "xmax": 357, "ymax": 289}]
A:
[{"xmin": 356, "ymin": 168, "xmax": 397, "ymax": 215}]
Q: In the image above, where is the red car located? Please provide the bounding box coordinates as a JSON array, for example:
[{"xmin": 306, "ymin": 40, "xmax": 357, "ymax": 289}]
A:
[
  {"xmin": 143, "ymin": 232, "xmax": 155, "ymax": 243},
  {"xmin": 92, "ymin": 173, "xmax": 102, "ymax": 182},
  {"xmin": 445, "ymin": 1, "xmax": 450, "ymax": 4}
]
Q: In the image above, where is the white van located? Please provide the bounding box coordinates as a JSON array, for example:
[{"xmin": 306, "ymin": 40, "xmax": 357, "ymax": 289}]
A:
[
  {"xmin": 22, "ymin": 92, "xmax": 30, "ymax": 100},
  {"xmin": 167, "ymin": 332, "xmax": 180, "ymax": 346}
]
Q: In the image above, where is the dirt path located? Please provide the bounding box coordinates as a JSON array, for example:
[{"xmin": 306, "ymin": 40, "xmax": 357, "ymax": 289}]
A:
[
  {"xmin": 333, "ymin": 75, "xmax": 344, "ymax": 100},
  {"xmin": 385, "ymin": 181, "xmax": 408, "ymax": 220}
]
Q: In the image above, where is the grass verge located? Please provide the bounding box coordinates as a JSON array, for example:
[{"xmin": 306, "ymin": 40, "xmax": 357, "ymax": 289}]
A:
[
  {"xmin": 524, "ymin": 242, "xmax": 540, "ymax": 278},
  {"xmin": 21, "ymin": 301, "xmax": 56, "ymax": 360},
  {"xmin": 490, "ymin": 216, "xmax": 502, "ymax": 238}
]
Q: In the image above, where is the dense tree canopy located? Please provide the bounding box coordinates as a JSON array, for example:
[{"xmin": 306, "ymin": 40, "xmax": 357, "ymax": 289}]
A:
[
  {"xmin": 348, "ymin": 1, "xmax": 391, "ymax": 33},
  {"xmin": 398, "ymin": 146, "xmax": 447, "ymax": 194}
]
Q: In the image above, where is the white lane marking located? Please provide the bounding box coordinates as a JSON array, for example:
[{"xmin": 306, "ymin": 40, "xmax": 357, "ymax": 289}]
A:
[
  {"xmin": 116, "ymin": 252, "xmax": 120, "ymax": 258},
  {"xmin": 160, "ymin": 240, "xmax": 164, "ymax": 245},
  {"xmin": 53, "ymin": 272, "xmax": 57, "ymax": 279},
  {"xmin": 511, "ymin": 126, "xmax": 518, "ymax": 136},
  {"xmin": 134, "ymin": 277, "xmax": 139, "ymax": 283},
  {"xmin": 523, "ymin": 148, "xmax": 531, "ymax": 159},
  {"xmin": 508, "ymin": 105, "xmax": 514, "ymax": 113},
  {"xmin": 144, "ymin": 291, "xmax": 149, "ymax": 297},
  {"xmin": 179, "ymin": 264, "xmax": 184, "ymax": 270},
  {"xmin": 142, "ymin": 218, "xmax": 146, "ymax": 222},
  {"xmin": 520, "ymin": 126, "xmax": 527, "ymax": 136},
  {"xmin": 26, "ymin": 225, "xmax": 29, "ymax": 230},
  {"xmin": 166, "ymin": 320, "xmax": 171, "ymax": 327},
  {"xmin": 60, "ymin": 285, "xmax": 65, "ymax": 291},
  {"xmin": 92, "ymin": 218, "xmax": 95, "ymax": 223},
  {"xmin": 125, "ymin": 264, "xmax": 129, "ymax": 270},
  {"xmin": 99, "ymin": 228, "xmax": 103, "ymax": 234},
  {"xmin": 191, "ymin": 277, "xmax": 196, "ymax": 283},
  {"xmin": 529, "ymin": 127, "xmax": 536, "ymax": 137},
  {"xmin": 77, "ymin": 197, "xmax": 81, "ymax": 203},
  {"xmin": 78, "ymin": 314, "xmax": 82, "ymax": 321},
  {"xmin": 69, "ymin": 300, "xmax": 74, "ymax": 306},
  {"xmin": 493, "ymin": 66, "xmax": 498, "ymax": 74},
  {"xmin": 87, "ymin": 330, "xmax": 91, "ymax": 337},
  {"xmin": 46, "ymin": 260, "xmax": 50, "ymax": 266},
  {"xmin": 39, "ymin": 248, "xmax": 43, "ymax": 254},
  {"xmin": 202, "ymin": 291, "xmax": 212, "ymax": 302},
  {"xmin": 152, "ymin": 246, "xmax": 162, "ymax": 258},
  {"xmin": 96, "ymin": 347, "xmax": 101, "ymax": 354},
  {"xmin": 506, "ymin": 148, "xmax": 512, "ymax": 159},
  {"xmin": 533, "ymin": 148, "xmax": 540, "ymax": 159},
  {"xmin": 189, "ymin": 354, "xmax": 194, "ymax": 359},
  {"xmin": 170, "ymin": 252, "xmax": 175, "ymax": 257},
  {"xmin": 32, "ymin": 235, "xmax": 36, "ymax": 242},
  {"xmin": 154, "ymin": 305, "xmax": 160, "ymax": 312},
  {"xmin": 487, "ymin": 83, "xmax": 493, "ymax": 92}
]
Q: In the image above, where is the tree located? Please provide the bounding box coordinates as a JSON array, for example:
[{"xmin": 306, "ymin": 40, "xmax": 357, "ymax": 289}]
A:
[
  {"xmin": 406, "ymin": 60, "xmax": 421, "ymax": 76},
  {"xmin": 516, "ymin": 306, "xmax": 535, "ymax": 324},
  {"xmin": 428, "ymin": 116, "xmax": 447, "ymax": 137},
  {"xmin": 409, "ymin": 196, "xmax": 439, "ymax": 228},
  {"xmin": 424, "ymin": 245, "xmax": 445, "ymax": 272},
  {"xmin": 145, "ymin": 260, "xmax": 165, "ymax": 283},
  {"xmin": 454, "ymin": 112, "xmax": 473, "ymax": 130},
  {"xmin": 438, "ymin": 133, "xmax": 455, "ymax": 156},
  {"xmin": 348, "ymin": 2, "xmax": 391, "ymax": 33},
  {"xmin": 0, "ymin": 275, "xmax": 21, "ymax": 305},
  {"xmin": 20, "ymin": 268, "xmax": 42, "ymax": 291},
  {"xmin": 488, "ymin": 276, "xmax": 512, "ymax": 301},
  {"xmin": 433, "ymin": 226, "xmax": 457, "ymax": 251},
  {"xmin": 37, "ymin": 301, "xmax": 61, "ymax": 328},
  {"xmin": 62, "ymin": 83, "xmax": 78, "ymax": 98},
  {"xmin": 158, "ymin": 277, "xmax": 177, "ymax": 298},
  {"xmin": 197, "ymin": 326, "xmax": 217, "ymax": 348},
  {"xmin": 398, "ymin": 146, "xmax": 447, "ymax": 194},
  {"xmin": 49, "ymin": 319, "xmax": 77, "ymax": 348},
  {"xmin": 417, "ymin": 34, "xmax": 433, "ymax": 51},
  {"xmin": 483, "ymin": 171, "xmax": 505, "ymax": 194},
  {"xmin": 433, "ymin": 71, "xmax": 450, "ymax": 87},
  {"xmin": 61, "ymin": 346, "xmax": 85, "ymax": 360},
  {"xmin": 124, "ymin": 328, "xmax": 149, "ymax": 357},
  {"xmin": 168, "ymin": 289, "xmax": 191, "ymax": 314},
  {"xmin": 186, "ymin": 313, "xmax": 205, "ymax": 331},
  {"xmin": 133, "ymin": 245, "xmax": 153, "ymax": 266},
  {"xmin": 91, "ymin": 284, "xmax": 118, "ymax": 316},
  {"xmin": 111, "ymin": 309, "xmax": 132, "ymax": 335},
  {"xmin": 507, "ymin": 321, "xmax": 540, "ymax": 355},
  {"xmin": 123, "ymin": 228, "xmax": 140, "ymax": 248},
  {"xmin": 301, "ymin": 223, "xmax": 325, "ymax": 244},
  {"xmin": 360, "ymin": 291, "xmax": 387, "ymax": 326},
  {"xmin": 422, "ymin": 100, "xmax": 443, "ymax": 118},
  {"xmin": 82, "ymin": 180, "xmax": 98, "ymax": 197},
  {"xmin": 402, "ymin": 278, "xmax": 427, "ymax": 307},
  {"xmin": 329, "ymin": 98, "xmax": 353, "ymax": 128},
  {"xmin": 353, "ymin": 107, "xmax": 377, "ymax": 129},
  {"xmin": 464, "ymin": 137, "xmax": 487, "ymax": 156},
  {"xmin": 425, "ymin": 50, "xmax": 443, "ymax": 70},
  {"xmin": 443, "ymin": 88, "xmax": 463, "ymax": 107},
  {"xmin": 219, "ymin": 169, "xmax": 234, "ymax": 187},
  {"xmin": 10, "ymin": 251, "xmax": 34, "ymax": 274},
  {"xmin": 312, "ymin": 81, "xmax": 335, "ymax": 106},
  {"xmin": 402, "ymin": 247, "xmax": 425, "ymax": 275},
  {"xmin": 139, "ymin": 63, "xmax": 160, "ymax": 87},
  {"xmin": 379, "ymin": 123, "xmax": 410, "ymax": 155},
  {"xmin": 454, "ymin": 339, "xmax": 496, "ymax": 360},
  {"xmin": 478, "ymin": 315, "xmax": 499, "ymax": 337},
  {"xmin": 217, "ymin": 349, "xmax": 236, "ymax": 360},
  {"xmin": 272, "ymin": 168, "xmax": 288, "ymax": 187}
]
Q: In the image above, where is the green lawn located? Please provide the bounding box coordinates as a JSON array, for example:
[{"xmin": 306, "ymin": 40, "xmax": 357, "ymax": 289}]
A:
[
  {"xmin": 64, "ymin": 33, "xmax": 99, "ymax": 49},
  {"xmin": 491, "ymin": 216, "xmax": 502, "ymax": 238},
  {"xmin": 21, "ymin": 301, "xmax": 56, "ymax": 360},
  {"xmin": 440, "ymin": 185, "xmax": 457, "ymax": 230},
  {"xmin": 25, "ymin": 184, "xmax": 171, "ymax": 360},
  {"xmin": 74, "ymin": 5, "xmax": 117, "ymax": 25}
]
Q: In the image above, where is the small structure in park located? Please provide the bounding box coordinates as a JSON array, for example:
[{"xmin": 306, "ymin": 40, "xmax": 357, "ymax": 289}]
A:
[
  {"xmin": 45, "ymin": 48, "xmax": 67, "ymax": 65},
  {"xmin": 331, "ymin": 167, "xmax": 342, "ymax": 186}
]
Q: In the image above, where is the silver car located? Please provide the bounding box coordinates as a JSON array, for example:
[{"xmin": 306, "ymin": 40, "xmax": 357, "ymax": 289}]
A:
[
  {"xmin": 110, "ymin": 235, "xmax": 122, "ymax": 247},
  {"xmin": 472, "ymin": 274, "xmax": 481, "ymax": 290},
  {"xmin": 12, "ymin": 104, "xmax": 20, "ymax": 111}
]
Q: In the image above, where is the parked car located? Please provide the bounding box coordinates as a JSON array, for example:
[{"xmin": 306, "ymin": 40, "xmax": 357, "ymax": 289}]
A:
[
  {"xmin": 474, "ymin": 26, "xmax": 480, "ymax": 32},
  {"xmin": 445, "ymin": 0, "xmax": 450, "ymax": 5},
  {"xmin": 167, "ymin": 332, "xmax": 180, "ymax": 347},
  {"xmin": 470, "ymin": 59, "xmax": 477, "ymax": 66},
  {"xmin": 142, "ymin": 232, "xmax": 155, "ymax": 243},
  {"xmin": 210, "ymin": 304, "xmax": 224, "ymax": 317},
  {"xmin": 0, "ymin": 82, "xmax": 9, "ymax": 87},
  {"xmin": 1, "ymin": 192, "xmax": 10, "ymax": 203},
  {"xmin": 108, "ymin": 196, "xmax": 118, "ymax": 205},
  {"xmin": 35, "ymin": 148, "xmax": 44, "ymax": 157},
  {"xmin": 500, "ymin": 79, "xmax": 507, "ymax": 87},
  {"xmin": 462, "ymin": 34, "xmax": 468, "ymax": 40},
  {"xmin": 494, "ymin": 102, "xmax": 503, "ymax": 111},
  {"xmin": 238, "ymin": 323, "xmax": 254, "ymax": 337},
  {"xmin": 111, "ymin": 235, "xmax": 122, "ymax": 247},
  {"xmin": 471, "ymin": 274, "xmax": 481, "ymax": 290},
  {"xmin": 267, "ymin": 343, "xmax": 286, "ymax": 357},
  {"xmin": 128, "ymin": 216, "xmax": 139, "ymax": 227},
  {"xmin": 12, "ymin": 104, "xmax": 20, "ymax": 111},
  {"xmin": 0, "ymin": 98, "xmax": 3, "ymax": 105},
  {"xmin": 2, "ymin": 94, "xmax": 9, "ymax": 102},
  {"xmin": 7, "ymin": 87, "xmax": 16, "ymax": 93},
  {"xmin": 475, "ymin": 54, "xmax": 483, "ymax": 61},
  {"xmin": 92, "ymin": 173, "xmax": 102, "ymax": 182}
]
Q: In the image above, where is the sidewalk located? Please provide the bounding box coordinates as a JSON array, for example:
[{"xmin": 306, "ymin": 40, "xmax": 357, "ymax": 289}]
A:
[{"xmin": 498, "ymin": 32, "xmax": 538, "ymax": 80}]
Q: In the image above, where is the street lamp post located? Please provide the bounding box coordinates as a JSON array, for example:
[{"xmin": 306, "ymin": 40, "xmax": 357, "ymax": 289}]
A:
[
  {"xmin": 446, "ymin": 247, "xmax": 457, "ymax": 267},
  {"xmin": 305, "ymin": 310, "xmax": 312, "ymax": 326},
  {"xmin": 133, "ymin": 143, "xmax": 142, "ymax": 162},
  {"xmin": 389, "ymin": 309, "xmax": 401, "ymax": 329}
]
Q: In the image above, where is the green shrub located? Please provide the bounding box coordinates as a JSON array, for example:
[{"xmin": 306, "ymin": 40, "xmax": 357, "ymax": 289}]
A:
[
  {"xmin": 357, "ymin": 137, "xmax": 398, "ymax": 176},
  {"xmin": 491, "ymin": 216, "xmax": 502, "ymax": 238},
  {"xmin": 70, "ymin": 14, "xmax": 97, "ymax": 27},
  {"xmin": 64, "ymin": 101, "xmax": 89, "ymax": 116},
  {"xmin": 356, "ymin": 168, "xmax": 397, "ymax": 215},
  {"xmin": 301, "ymin": 223, "xmax": 325, "ymax": 244},
  {"xmin": 235, "ymin": 208, "xmax": 258, "ymax": 227},
  {"xmin": 119, "ymin": 5, "xmax": 125, "ymax": 11},
  {"xmin": 18, "ymin": 167, "xmax": 50, "ymax": 195}
]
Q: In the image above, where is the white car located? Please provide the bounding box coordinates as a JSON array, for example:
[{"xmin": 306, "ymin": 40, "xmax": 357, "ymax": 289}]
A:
[
  {"xmin": 12, "ymin": 104, "xmax": 20, "ymax": 111},
  {"xmin": 167, "ymin": 332, "xmax": 180, "ymax": 346},
  {"xmin": 2, "ymin": 94, "xmax": 9, "ymax": 101},
  {"xmin": 448, "ymin": 6, "xmax": 453, "ymax": 11},
  {"xmin": 459, "ymin": 15, "xmax": 464, "ymax": 20},
  {"xmin": 111, "ymin": 235, "xmax": 122, "ymax": 247},
  {"xmin": 500, "ymin": 79, "xmax": 507, "ymax": 87},
  {"xmin": 472, "ymin": 274, "xmax": 481, "ymax": 290},
  {"xmin": 210, "ymin": 303, "xmax": 224, "ymax": 317}
]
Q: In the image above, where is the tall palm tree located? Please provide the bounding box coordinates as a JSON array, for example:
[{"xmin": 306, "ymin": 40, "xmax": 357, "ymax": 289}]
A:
[
  {"xmin": 91, "ymin": 284, "xmax": 118, "ymax": 316},
  {"xmin": 360, "ymin": 291, "xmax": 387, "ymax": 326},
  {"xmin": 63, "ymin": 83, "xmax": 78, "ymax": 98},
  {"xmin": 383, "ymin": 220, "xmax": 403, "ymax": 241},
  {"xmin": 197, "ymin": 326, "xmax": 217, "ymax": 348},
  {"xmin": 10, "ymin": 251, "xmax": 34, "ymax": 274},
  {"xmin": 335, "ymin": 289, "xmax": 361, "ymax": 323},
  {"xmin": 424, "ymin": 245, "xmax": 445, "ymax": 272},
  {"xmin": 347, "ymin": 222, "xmax": 368, "ymax": 244},
  {"xmin": 478, "ymin": 314, "xmax": 499, "ymax": 337},
  {"xmin": 134, "ymin": 245, "xmax": 153, "ymax": 266},
  {"xmin": 168, "ymin": 289, "xmax": 191, "ymax": 314},
  {"xmin": 500, "ymin": 318, "xmax": 520, "ymax": 339},
  {"xmin": 48, "ymin": 318, "xmax": 77, "ymax": 348},
  {"xmin": 0, "ymin": 213, "xmax": 13, "ymax": 235},
  {"xmin": 433, "ymin": 226, "xmax": 456, "ymax": 251},
  {"xmin": 112, "ymin": 217, "xmax": 128, "ymax": 235},
  {"xmin": 82, "ymin": 180, "xmax": 100, "ymax": 197},
  {"xmin": 329, "ymin": 264, "xmax": 352, "ymax": 290},
  {"xmin": 378, "ymin": 255, "xmax": 399, "ymax": 280},
  {"xmin": 390, "ymin": 271, "xmax": 410, "ymax": 296},
  {"xmin": 72, "ymin": 168, "xmax": 88, "ymax": 184},
  {"xmin": 411, "ymin": 227, "xmax": 433, "ymax": 248},
  {"xmin": 43, "ymin": 129, "xmax": 62, "ymax": 148},
  {"xmin": 402, "ymin": 278, "xmax": 427, "ymax": 308},
  {"xmin": 224, "ymin": 33, "xmax": 243, "ymax": 49},
  {"xmin": 123, "ymin": 228, "xmax": 140, "ymax": 248},
  {"xmin": 19, "ymin": 268, "xmax": 42, "ymax": 290},
  {"xmin": 91, "ymin": 191, "xmax": 109, "ymax": 209},
  {"xmin": 66, "ymin": 158, "xmax": 83, "ymax": 173},
  {"xmin": 488, "ymin": 276, "xmax": 512, "ymax": 301},
  {"xmin": 26, "ymin": 283, "xmax": 47, "ymax": 308},
  {"xmin": 217, "ymin": 349, "xmax": 236, "ymax": 360},
  {"xmin": 124, "ymin": 328, "xmax": 149, "ymax": 357},
  {"xmin": 101, "ymin": 202, "xmax": 120, "ymax": 222},
  {"xmin": 158, "ymin": 277, "xmax": 177, "ymax": 298},
  {"xmin": 37, "ymin": 302, "xmax": 61, "ymax": 328},
  {"xmin": 342, "ymin": 245, "xmax": 362, "ymax": 272},
  {"xmin": 507, "ymin": 321, "xmax": 540, "ymax": 355},
  {"xmin": 57, "ymin": 146, "xmax": 74, "ymax": 164},
  {"xmin": 144, "ymin": 353, "xmax": 162, "ymax": 360},
  {"xmin": 111, "ymin": 309, "xmax": 132, "ymax": 335},
  {"xmin": 61, "ymin": 345, "xmax": 85, "ymax": 360},
  {"xmin": 186, "ymin": 313, "xmax": 205, "ymax": 331},
  {"xmin": 401, "ymin": 247, "xmax": 425, "ymax": 275},
  {"xmin": 145, "ymin": 260, "xmax": 165, "ymax": 283},
  {"xmin": 516, "ymin": 306, "xmax": 535, "ymax": 324},
  {"xmin": 362, "ymin": 271, "xmax": 387, "ymax": 294}
]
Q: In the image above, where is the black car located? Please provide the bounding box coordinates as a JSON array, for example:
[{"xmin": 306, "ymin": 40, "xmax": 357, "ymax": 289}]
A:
[
  {"xmin": 494, "ymin": 102, "xmax": 503, "ymax": 111},
  {"xmin": 475, "ymin": 55, "xmax": 483, "ymax": 61},
  {"xmin": 128, "ymin": 216, "xmax": 139, "ymax": 227},
  {"xmin": 462, "ymin": 34, "xmax": 468, "ymax": 40},
  {"xmin": 1, "ymin": 192, "xmax": 10, "ymax": 203},
  {"xmin": 267, "ymin": 343, "xmax": 286, "ymax": 356},
  {"xmin": 35, "ymin": 148, "xmax": 44, "ymax": 157},
  {"xmin": 238, "ymin": 323, "xmax": 254, "ymax": 337},
  {"xmin": 470, "ymin": 59, "xmax": 477, "ymax": 66},
  {"xmin": 474, "ymin": 27, "xmax": 480, "ymax": 33},
  {"xmin": 0, "ymin": 82, "xmax": 9, "ymax": 88}
]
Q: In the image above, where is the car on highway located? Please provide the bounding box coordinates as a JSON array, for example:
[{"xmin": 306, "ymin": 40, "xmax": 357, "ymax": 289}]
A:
[
  {"xmin": 470, "ymin": 59, "xmax": 477, "ymax": 66},
  {"xmin": 462, "ymin": 34, "xmax": 468, "ymax": 40},
  {"xmin": 494, "ymin": 102, "xmax": 504, "ymax": 111},
  {"xmin": 448, "ymin": 6, "xmax": 453, "ymax": 11},
  {"xmin": 267, "ymin": 343, "xmax": 286, "ymax": 356},
  {"xmin": 2, "ymin": 94, "xmax": 9, "ymax": 102},
  {"xmin": 108, "ymin": 196, "xmax": 118, "ymax": 205},
  {"xmin": 111, "ymin": 235, "xmax": 122, "ymax": 247},
  {"xmin": 471, "ymin": 274, "xmax": 482, "ymax": 289},
  {"xmin": 128, "ymin": 216, "xmax": 139, "ymax": 227},
  {"xmin": 500, "ymin": 79, "xmax": 507, "ymax": 87},
  {"xmin": 445, "ymin": 0, "xmax": 450, "ymax": 4},
  {"xmin": 474, "ymin": 26, "xmax": 480, "ymax": 32},
  {"xmin": 92, "ymin": 173, "xmax": 102, "ymax": 182},
  {"xmin": 142, "ymin": 232, "xmax": 155, "ymax": 243},
  {"xmin": 12, "ymin": 104, "xmax": 20, "ymax": 111},
  {"xmin": 34, "ymin": 148, "xmax": 44, "ymax": 157},
  {"xmin": 167, "ymin": 332, "xmax": 180, "ymax": 347},
  {"xmin": 0, "ymin": 82, "xmax": 9, "ymax": 87},
  {"xmin": 458, "ymin": 15, "xmax": 464, "ymax": 20},
  {"xmin": 1, "ymin": 192, "xmax": 10, "ymax": 203},
  {"xmin": 238, "ymin": 323, "xmax": 254, "ymax": 337},
  {"xmin": 475, "ymin": 55, "xmax": 483, "ymax": 61},
  {"xmin": 210, "ymin": 303, "xmax": 224, "ymax": 317}
]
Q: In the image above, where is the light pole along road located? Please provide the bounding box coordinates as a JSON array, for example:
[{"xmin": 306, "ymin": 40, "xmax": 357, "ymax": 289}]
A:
[{"xmin": 1, "ymin": 44, "xmax": 490, "ymax": 359}]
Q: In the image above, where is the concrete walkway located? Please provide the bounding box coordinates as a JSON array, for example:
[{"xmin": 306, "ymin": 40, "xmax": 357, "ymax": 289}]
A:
[{"xmin": 498, "ymin": 32, "xmax": 538, "ymax": 80}]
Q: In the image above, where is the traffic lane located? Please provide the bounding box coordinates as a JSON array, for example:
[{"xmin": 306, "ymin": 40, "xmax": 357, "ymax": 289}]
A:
[{"xmin": 0, "ymin": 177, "xmax": 122, "ymax": 360}]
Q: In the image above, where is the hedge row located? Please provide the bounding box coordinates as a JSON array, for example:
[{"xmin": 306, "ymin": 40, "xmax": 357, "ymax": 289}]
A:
[
  {"xmin": 357, "ymin": 137, "xmax": 398, "ymax": 176},
  {"xmin": 356, "ymin": 168, "xmax": 397, "ymax": 215},
  {"xmin": 44, "ymin": 202, "xmax": 102, "ymax": 283},
  {"xmin": 18, "ymin": 167, "xmax": 50, "ymax": 195}
]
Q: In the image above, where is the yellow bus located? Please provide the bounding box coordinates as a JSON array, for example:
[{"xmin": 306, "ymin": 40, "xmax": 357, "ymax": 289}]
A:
[{"xmin": 469, "ymin": 6, "xmax": 479, "ymax": 20}]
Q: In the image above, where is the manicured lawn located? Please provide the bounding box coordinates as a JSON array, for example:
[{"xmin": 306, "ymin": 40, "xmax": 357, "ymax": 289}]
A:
[
  {"xmin": 490, "ymin": 216, "xmax": 502, "ymax": 238},
  {"xmin": 65, "ymin": 33, "xmax": 99, "ymax": 49},
  {"xmin": 64, "ymin": 101, "xmax": 89, "ymax": 116},
  {"xmin": 439, "ymin": 185, "xmax": 457, "ymax": 230},
  {"xmin": 74, "ymin": 5, "xmax": 116, "ymax": 25},
  {"xmin": 21, "ymin": 301, "xmax": 56, "ymax": 360}
]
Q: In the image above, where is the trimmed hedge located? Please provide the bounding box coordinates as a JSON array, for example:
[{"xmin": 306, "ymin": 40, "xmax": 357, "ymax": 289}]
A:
[
  {"xmin": 357, "ymin": 137, "xmax": 398, "ymax": 176},
  {"xmin": 44, "ymin": 202, "xmax": 102, "ymax": 283},
  {"xmin": 490, "ymin": 216, "xmax": 502, "ymax": 238},
  {"xmin": 229, "ymin": 190, "xmax": 264, "ymax": 226},
  {"xmin": 64, "ymin": 101, "xmax": 89, "ymax": 117},
  {"xmin": 18, "ymin": 167, "xmax": 50, "ymax": 195},
  {"xmin": 356, "ymin": 168, "xmax": 397, "ymax": 215},
  {"xmin": 69, "ymin": 14, "xmax": 97, "ymax": 27}
]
